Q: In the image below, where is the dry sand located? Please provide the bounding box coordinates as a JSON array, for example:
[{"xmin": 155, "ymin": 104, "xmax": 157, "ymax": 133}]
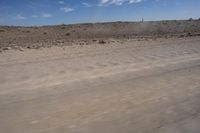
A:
[{"xmin": 0, "ymin": 20, "xmax": 200, "ymax": 133}]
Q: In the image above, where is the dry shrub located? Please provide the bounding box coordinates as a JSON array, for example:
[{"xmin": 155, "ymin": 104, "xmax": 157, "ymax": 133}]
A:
[
  {"xmin": 179, "ymin": 34, "xmax": 185, "ymax": 38},
  {"xmin": 186, "ymin": 32, "xmax": 192, "ymax": 37},
  {"xmin": 0, "ymin": 29, "xmax": 6, "ymax": 32},
  {"xmin": 99, "ymin": 40, "xmax": 106, "ymax": 44},
  {"xmin": 65, "ymin": 33, "xmax": 70, "ymax": 36},
  {"xmin": 189, "ymin": 18, "xmax": 193, "ymax": 21}
]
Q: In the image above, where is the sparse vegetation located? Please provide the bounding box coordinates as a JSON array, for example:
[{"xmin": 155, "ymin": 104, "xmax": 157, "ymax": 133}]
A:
[
  {"xmin": 0, "ymin": 29, "xmax": 6, "ymax": 32},
  {"xmin": 0, "ymin": 20, "xmax": 200, "ymax": 51},
  {"xmin": 162, "ymin": 21, "xmax": 168, "ymax": 25},
  {"xmin": 22, "ymin": 30, "xmax": 31, "ymax": 33},
  {"xmin": 99, "ymin": 40, "xmax": 106, "ymax": 44},
  {"xmin": 179, "ymin": 34, "xmax": 185, "ymax": 38},
  {"xmin": 65, "ymin": 33, "xmax": 70, "ymax": 36},
  {"xmin": 186, "ymin": 32, "xmax": 192, "ymax": 37},
  {"xmin": 79, "ymin": 42, "xmax": 84, "ymax": 45},
  {"xmin": 33, "ymin": 26, "xmax": 39, "ymax": 29},
  {"xmin": 2, "ymin": 47, "xmax": 11, "ymax": 50},
  {"xmin": 189, "ymin": 18, "xmax": 193, "ymax": 21}
]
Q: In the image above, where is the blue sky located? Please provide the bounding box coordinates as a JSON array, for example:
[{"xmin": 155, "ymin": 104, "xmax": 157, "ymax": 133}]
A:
[{"xmin": 0, "ymin": 0, "xmax": 199, "ymax": 26}]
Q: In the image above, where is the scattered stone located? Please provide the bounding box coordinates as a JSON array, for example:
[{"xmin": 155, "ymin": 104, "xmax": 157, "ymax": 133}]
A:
[
  {"xmin": 13, "ymin": 46, "xmax": 22, "ymax": 51},
  {"xmin": 18, "ymin": 48, "xmax": 23, "ymax": 51},
  {"xmin": 31, "ymin": 45, "xmax": 40, "ymax": 49}
]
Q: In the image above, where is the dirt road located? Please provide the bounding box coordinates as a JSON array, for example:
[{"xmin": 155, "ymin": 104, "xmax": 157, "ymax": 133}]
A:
[{"xmin": 0, "ymin": 37, "xmax": 200, "ymax": 133}]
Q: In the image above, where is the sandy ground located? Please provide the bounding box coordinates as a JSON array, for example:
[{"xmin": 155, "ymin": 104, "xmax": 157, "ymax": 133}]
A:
[{"xmin": 0, "ymin": 37, "xmax": 200, "ymax": 133}]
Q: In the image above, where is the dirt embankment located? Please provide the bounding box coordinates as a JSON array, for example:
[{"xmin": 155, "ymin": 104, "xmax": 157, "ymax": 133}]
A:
[{"xmin": 0, "ymin": 20, "xmax": 200, "ymax": 51}]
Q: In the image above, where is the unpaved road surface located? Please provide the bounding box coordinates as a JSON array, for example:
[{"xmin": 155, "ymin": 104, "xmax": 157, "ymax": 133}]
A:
[{"xmin": 0, "ymin": 37, "xmax": 200, "ymax": 133}]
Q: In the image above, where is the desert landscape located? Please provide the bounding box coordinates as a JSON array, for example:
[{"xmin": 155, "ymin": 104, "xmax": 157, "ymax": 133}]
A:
[
  {"xmin": 1, "ymin": 20, "xmax": 200, "ymax": 133},
  {"xmin": 1, "ymin": 20, "xmax": 200, "ymax": 51}
]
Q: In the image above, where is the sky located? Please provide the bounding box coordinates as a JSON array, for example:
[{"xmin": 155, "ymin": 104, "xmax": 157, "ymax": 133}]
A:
[{"xmin": 0, "ymin": 0, "xmax": 199, "ymax": 26}]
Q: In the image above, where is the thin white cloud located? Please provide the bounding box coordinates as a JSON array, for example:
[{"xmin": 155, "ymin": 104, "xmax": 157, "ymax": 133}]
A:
[
  {"xmin": 60, "ymin": 7, "xmax": 74, "ymax": 13},
  {"xmin": 14, "ymin": 14, "xmax": 26, "ymax": 20},
  {"xmin": 100, "ymin": 0, "xmax": 143, "ymax": 6},
  {"xmin": 58, "ymin": 1, "xmax": 65, "ymax": 5},
  {"xmin": 31, "ymin": 13, "xmax": 52, "ymax": 18},
  {"xmin": 82, "ymin": 2, "xmax": 93, "ymax": 7},
  {"xmin": 41, "ymin": 13, "xmax": 52, "ymax": 18},
  {"xmin": 129, "ymin": 0, "xmax": 143, "ymax": 3}
]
